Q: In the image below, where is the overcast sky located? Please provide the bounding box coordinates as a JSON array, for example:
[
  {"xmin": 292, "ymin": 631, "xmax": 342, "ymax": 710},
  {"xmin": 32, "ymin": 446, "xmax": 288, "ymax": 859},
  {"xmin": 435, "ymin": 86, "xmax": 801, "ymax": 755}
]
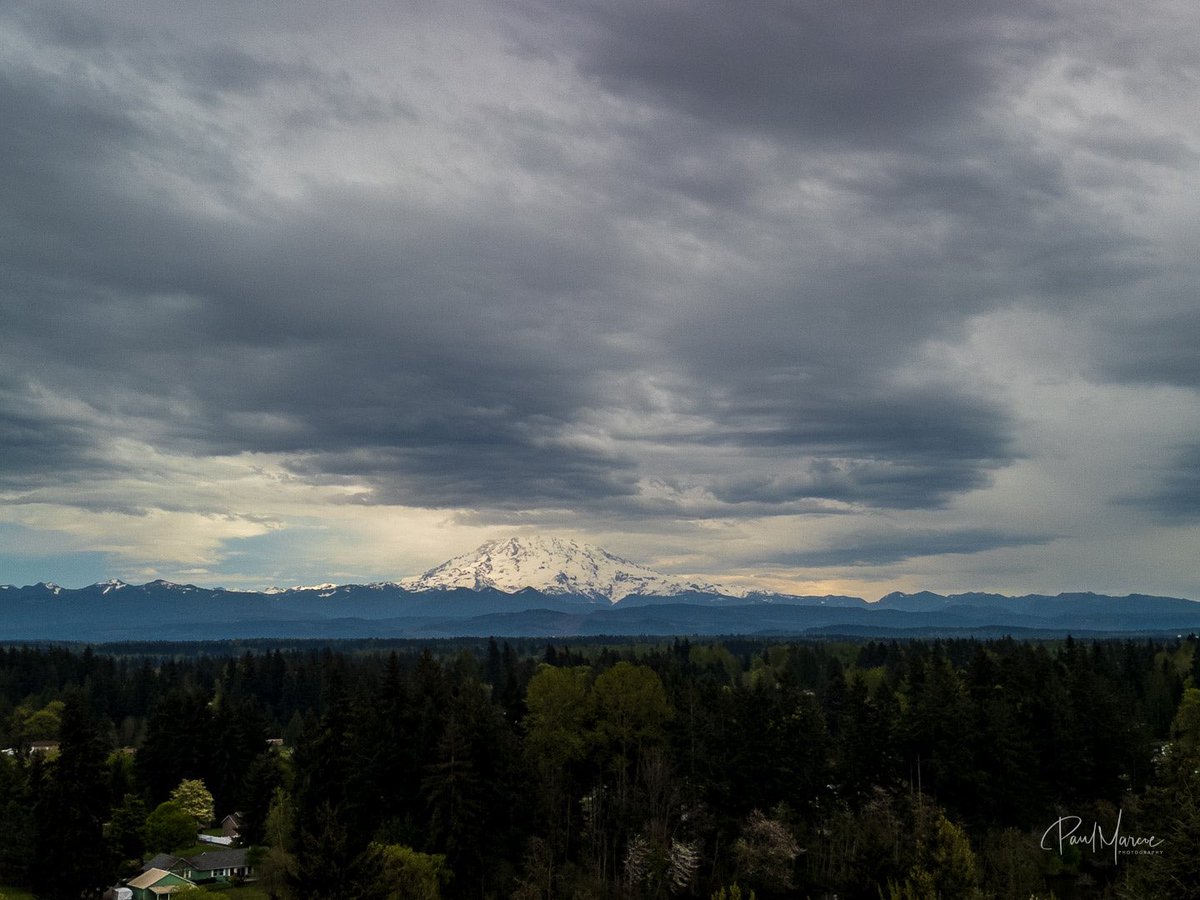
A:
[{"xmin": 2, "ymin": 1, "xmax": 1199, "ymax": 598}]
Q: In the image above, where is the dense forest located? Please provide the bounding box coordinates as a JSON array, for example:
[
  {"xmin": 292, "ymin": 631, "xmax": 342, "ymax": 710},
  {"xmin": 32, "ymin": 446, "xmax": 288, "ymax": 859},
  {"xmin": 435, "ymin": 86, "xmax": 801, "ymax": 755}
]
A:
[{"xmin": 1, "ymin": 635, "xmax": 1199, "ymax": 899}]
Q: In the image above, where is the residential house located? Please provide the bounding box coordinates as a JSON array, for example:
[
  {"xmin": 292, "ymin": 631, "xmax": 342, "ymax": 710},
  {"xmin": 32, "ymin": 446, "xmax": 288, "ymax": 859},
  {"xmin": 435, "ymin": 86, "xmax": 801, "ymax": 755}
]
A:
[
  {"xmin": 133, "ymin": 847, "xmax": 255, "ymax": 890},
  {"xmin": 140, "ymin": 854, "xmax": 186, "ymax": 873},
  {"xmin": 181, "ymin": 848, "xmax": 255, "ymax": 882},
  {"xmin": 220, "ymin": 810, "xmax": 243, "ymax": 838},
  {"xmin": 125, "ymin": 867, "xmax": 195, "ymax": 899}
]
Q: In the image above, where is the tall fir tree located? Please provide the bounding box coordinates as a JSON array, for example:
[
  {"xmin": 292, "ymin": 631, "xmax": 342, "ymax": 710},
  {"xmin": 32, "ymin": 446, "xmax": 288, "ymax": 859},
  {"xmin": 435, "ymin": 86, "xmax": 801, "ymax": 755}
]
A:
[
  {"xmin": 0, "ymin": 753, "xmax": 35, "ymax": 886},
  {"xmin": 32, "ymin": 690, "xmax": 113, "ymax": 899}
]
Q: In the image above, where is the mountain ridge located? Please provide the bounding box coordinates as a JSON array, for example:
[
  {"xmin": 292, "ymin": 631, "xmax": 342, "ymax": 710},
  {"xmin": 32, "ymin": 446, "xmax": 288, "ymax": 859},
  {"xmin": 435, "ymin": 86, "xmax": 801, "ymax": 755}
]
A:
[
  {"xmin": 5, "ymin": 535, "xmax": 1200, "ymax": 640},
  {"xmin": 1, "ymin": 579, "xmax": 1198, "ymax": 610},
  {"xmin": 3, "ymin": 579, "xmax": 1200, "ymax": 641}
]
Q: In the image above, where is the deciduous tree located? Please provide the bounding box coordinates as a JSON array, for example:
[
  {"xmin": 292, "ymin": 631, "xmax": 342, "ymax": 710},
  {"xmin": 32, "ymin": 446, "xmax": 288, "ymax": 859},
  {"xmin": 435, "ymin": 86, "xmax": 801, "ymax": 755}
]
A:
[
  {"xmin": 366, "ymin": 843, "xmax": 452, "ymax": 899},
  {"xmin": 170, "ymin": 777, "xmax": 215, "ymax": 826},
  {"xmin": 144, "ymin": 801, "xmax": 198, "ymax": 853}
]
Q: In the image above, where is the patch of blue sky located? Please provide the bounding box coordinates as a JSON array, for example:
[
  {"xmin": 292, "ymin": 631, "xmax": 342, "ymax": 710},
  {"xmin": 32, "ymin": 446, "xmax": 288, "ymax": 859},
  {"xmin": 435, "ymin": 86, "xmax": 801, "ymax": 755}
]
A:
[{"xmin": 0, "ymin": 523, "xmax": 112, "ymax": 589}]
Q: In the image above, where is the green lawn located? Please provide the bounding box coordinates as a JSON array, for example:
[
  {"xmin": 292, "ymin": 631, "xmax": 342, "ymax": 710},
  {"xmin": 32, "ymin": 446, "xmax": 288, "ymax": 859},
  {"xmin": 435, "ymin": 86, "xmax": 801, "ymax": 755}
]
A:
[
  {"xmin": 0, "ymin": 881, "xmax": 268, "ymax": 899},
  {"xmin": 199, "ymin": 885, "xmax": 270, "ymax": 899}
]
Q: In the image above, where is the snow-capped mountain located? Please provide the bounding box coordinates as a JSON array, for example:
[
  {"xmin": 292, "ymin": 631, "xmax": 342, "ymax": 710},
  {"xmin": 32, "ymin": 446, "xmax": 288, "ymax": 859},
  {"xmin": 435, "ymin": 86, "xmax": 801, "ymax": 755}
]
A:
[
  {"xmin": 259, "ymin": 582, "xmax": 355, "ymax": 598},
  {"xmin": 400, "ymin": 535, "xmax": 730, "ymax": 603}
]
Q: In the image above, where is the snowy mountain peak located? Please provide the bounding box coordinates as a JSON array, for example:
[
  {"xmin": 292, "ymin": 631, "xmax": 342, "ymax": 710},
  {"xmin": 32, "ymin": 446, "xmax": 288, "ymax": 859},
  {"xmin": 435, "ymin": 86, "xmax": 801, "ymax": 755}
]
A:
[
  {"xmin": 400, "ymin": 535, "xmax": 728, "ymax": 603},
  {"xmin": 259, "ymin": 582, "xmax": 341, "ymax": 595}
]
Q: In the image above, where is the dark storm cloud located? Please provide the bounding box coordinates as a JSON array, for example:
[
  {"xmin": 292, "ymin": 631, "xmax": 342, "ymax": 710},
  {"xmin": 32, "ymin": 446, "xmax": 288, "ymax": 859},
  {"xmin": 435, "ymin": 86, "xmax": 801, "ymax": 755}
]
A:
[
  {"xmin": 1126, "ymin": 444, "xmax": 1200, "ymax": 523},
  {"xmin": 760, "ymin": 528, "xmax": 1053, "ymax": 568},
  {"xmin": 705, "ymin": 387, "xmax": 1015, "ymax": 509},
  {"xmin": 0, "ymin": 381, "xmax": 104, "ymax": 489},
  {"xmin": 1090, "ymin": 305, "xmax": 1200, "ymax": 518},
  {"xmin": 521, "ymin": 0, "xmax": 1151, "ymax": 330},
  {"xmin": 0, "ymin": 10, "xmax": 645, "ymax": 512},
  {"xmin": 1097, "ymin": 308, "xmax": 1200, "ymax": 388},
  {"xmin": 532, "ymin": 0, "xmax": 1050, "ymax": 144},
  {"xmin": 710, "ymin": 385, "xmax": 1010, "ymax": 458},
  {"xmin": 506, "ymin": 1, "xmax": 1138, "ymax": 519},
  {"xmin": 0, "ymin": 0, "xmax": 1171, "ymax": 534},
  {"xmin": 289, "ymin": 438, "xmax": 639, "ymax": 509}
]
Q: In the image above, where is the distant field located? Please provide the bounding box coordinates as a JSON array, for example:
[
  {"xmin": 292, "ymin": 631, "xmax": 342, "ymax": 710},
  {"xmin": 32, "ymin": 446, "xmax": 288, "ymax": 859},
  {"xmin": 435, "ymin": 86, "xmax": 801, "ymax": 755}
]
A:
[{"xmin": 0, "ymin": 887, "xmax": 35, "ymax": 900}]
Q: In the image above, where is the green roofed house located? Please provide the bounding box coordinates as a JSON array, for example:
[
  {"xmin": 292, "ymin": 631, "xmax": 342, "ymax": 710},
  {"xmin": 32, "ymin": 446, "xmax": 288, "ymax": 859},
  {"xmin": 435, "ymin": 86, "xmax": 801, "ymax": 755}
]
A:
[
  {"xmin": 133, "ymin": 848, "xmax": 256, "ymax": 888},
  {"xmin": 179, "ymin": 848, "xmax": 255, "ymax": 882},
  {"xmin": 125, "ymin": 866, "xmax": 195, "ymax": 898},
  {"xmin": 140, "ymin": 854, "xmax": 186, "ymax": 873}
]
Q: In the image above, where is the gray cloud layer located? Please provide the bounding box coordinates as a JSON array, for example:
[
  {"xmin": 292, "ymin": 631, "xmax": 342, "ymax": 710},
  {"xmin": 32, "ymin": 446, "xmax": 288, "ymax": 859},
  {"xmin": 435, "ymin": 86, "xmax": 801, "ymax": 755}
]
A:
[{"xmin": 2, "ymin": 0, "xmax": 1198, "ymax": 587}]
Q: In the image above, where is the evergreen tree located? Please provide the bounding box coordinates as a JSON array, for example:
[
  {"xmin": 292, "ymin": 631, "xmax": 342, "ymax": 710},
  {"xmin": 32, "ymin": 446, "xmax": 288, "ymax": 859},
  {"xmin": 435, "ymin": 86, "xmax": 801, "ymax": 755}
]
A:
[
  {"xmin": 837, "ymin": 675, "xmax": 901, "ymax": 799},
  {"xmin": 0, "ymin": 753, "xmax": 35, "ymax": 886},
  {"xmin": 1118, "ymin": 688, "xmax": 1200, "ymax": 898},
  {"xmin": 239, "ymin": 749, "xmax": 286, "ymax": 846},
  {"xmin": 423, "ymin": 677, "xmax": 526, "ymax": 894},
  {"xmin": 32, "ymin": 690, "xmax": 112, "ymax": 899},
  {"xmin": 296, "ymin": 801, "xmax": 363, "ymax": 899},
  {"xmin": 210, "ymin": 694, "xmax": 269, "ymax": 814},
  {"xmin": 137, "ymin": 689, "xmax": 216, "ymax": 802},
  {"xmin": 107, "ymin": 792, "xmax": 149, "ymax": 868}
]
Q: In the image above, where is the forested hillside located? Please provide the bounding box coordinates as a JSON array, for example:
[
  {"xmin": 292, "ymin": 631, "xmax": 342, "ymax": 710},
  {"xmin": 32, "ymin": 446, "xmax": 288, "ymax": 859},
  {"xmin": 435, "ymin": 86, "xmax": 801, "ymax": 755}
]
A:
[{"xmin": 1, "ymin": 636, "xmax": 1198, "ymax": 898}]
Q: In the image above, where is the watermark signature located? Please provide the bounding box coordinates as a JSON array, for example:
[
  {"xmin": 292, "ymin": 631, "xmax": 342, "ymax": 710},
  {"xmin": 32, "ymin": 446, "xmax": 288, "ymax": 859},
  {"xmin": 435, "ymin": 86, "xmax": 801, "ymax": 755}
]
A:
[{"xmin": 1040, "ymin": 810, "xmax": 1163, "ymax": 864}]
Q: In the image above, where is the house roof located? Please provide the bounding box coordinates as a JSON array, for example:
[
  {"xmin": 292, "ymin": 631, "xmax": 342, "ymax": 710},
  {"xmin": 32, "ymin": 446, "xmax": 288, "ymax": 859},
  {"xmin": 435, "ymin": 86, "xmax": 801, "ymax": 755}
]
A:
[
  {"xmin": 142, "ymin": 854, "xmax": 186, "ymax": 873},
  {"xmin": 127, "ymin": 867, "xmax": 170, "ymax": 889},
  {"xmin": 126, "ymin": 868, "xmax": 192, "ymax": 890},
  {"xmin": 185, "ymin": 848, "xmax": 249, "ymax": 870}
]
